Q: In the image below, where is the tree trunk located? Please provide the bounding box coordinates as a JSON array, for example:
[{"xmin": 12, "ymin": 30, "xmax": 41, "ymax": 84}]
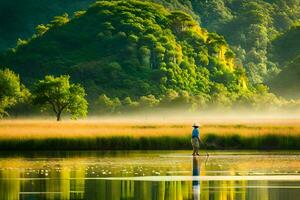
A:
[{"xmin": 56, "ymin": 112, "xmax": 62, "ymax": 121}]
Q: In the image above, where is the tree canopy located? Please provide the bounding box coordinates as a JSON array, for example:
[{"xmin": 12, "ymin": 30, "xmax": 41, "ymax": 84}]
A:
[
  {"xmin": 0, "ymin": 68, "xmax": 28, "ymax": 117},
  {"xmin": 32, "ymin": 75, "xmax": 88, "ymax": 121},
  {"xmin": 0, "ymin": 0, "xmax": 94, "ymax": 51},
  {"xmin": 268, "ymin": 25, "xmax": 300, "ymax": 98}
]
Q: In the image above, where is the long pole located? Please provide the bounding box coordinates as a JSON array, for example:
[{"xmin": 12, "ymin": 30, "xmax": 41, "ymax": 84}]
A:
[{"xmin": 199, "ymin": 138, "xmax": 209, "ymax": 157}]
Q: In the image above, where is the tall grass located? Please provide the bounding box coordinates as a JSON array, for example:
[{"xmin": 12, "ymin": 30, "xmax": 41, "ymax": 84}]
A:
[
  {"xmin": 204, "ymin": 134, "xmax": 300, "ymax": 150},
  {"xmin": 0, "ymin": 135, "xmax": 299, "ymax": 150},
  {"xmin": 0, "ymin": 120, "xmax": 300, "ymax": 150}
]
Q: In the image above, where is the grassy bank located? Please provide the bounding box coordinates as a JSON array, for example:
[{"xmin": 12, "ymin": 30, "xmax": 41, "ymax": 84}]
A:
[
  {"xmin": 0, "ymin": 120, "xmax": 300, "ymax": 150},
  {"xmin": 0, "ymin": 135, "xmax": 300, "ymax": 151}
]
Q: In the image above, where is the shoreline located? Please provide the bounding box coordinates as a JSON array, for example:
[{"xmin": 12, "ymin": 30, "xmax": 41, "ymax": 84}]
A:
[
  {"xmin": 0, "ymin": 119, "xmax": 299, "ymax": 150},
  {"xmin": 1, "ymin": 134, "xmax": 299, "ymax": 151}
]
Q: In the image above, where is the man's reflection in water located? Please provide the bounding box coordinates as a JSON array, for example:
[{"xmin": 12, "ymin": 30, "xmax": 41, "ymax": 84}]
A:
[{"xmin": 192, "ymin": 157, "xmax": 201, "ymax": 200}]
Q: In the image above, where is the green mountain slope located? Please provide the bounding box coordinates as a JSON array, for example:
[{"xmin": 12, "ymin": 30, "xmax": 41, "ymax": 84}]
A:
[
  {"xmin": 269, "ymin": 25, "xmax": 300, "ymax": 98},
  {"xmin": 1, "ymin": 0, "xmax": 248, "ymax": 101},
  {"xmin": 1, "ymin": 0, "xmax": 299, "ymax": 87},
  {"xmin": 271, "ymin": 25, "xmax": 300, "ymax": 65},
  {"xmin": 188, "ymin": 0, "xmax": 300, "ymax": 84},
  {"xmin": 0, "ymin": 0, "xmax": 94, "ymax": 52},
  {"xmin": 0, "ymin": 0, "xmax": 195, "ymax": 52},
  {"xmin": 269, "ymin": 56, "xmax": 300, "ymax": 99}
]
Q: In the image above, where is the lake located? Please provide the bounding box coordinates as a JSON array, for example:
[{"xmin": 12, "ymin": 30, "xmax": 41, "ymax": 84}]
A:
[{"xmin": 0, "ymin": 151, "xmax": 300, "ymax": 200}]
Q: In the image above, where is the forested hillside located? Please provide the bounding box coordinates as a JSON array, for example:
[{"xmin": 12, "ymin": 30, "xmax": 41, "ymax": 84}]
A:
[
  {"xmin": 271, "ymin": 24, "xmax": 300, "ymax": 65},
  {"xmin": 0, "ymin": 0, "xmax": 94, "ymax": 51},
  {"xmin": 159, "ymin": 0, "xmax": 300, "ymax": 99},
  {"xmin": 1, "ymin": 1, "xmax": 247, "ymax": 101},
  {"xmin": 1, "ymin": 0, "xmax": 299, "ymax": 86},
  {"xmin": 0, "ymin": 0, "xmax": 299, "ymax": 115},
  {"xmin": 189, "ymin": 0, "xmax": 300, "ymax": 84},
  {"xmin": 269, "ymin": 25, "xmax": 300, "ymax": 98}
]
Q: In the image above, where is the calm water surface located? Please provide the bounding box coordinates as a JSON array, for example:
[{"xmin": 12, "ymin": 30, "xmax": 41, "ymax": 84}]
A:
[{"xmin": 0, "ymin": 151, "xmax": 300, "ymax": 200}]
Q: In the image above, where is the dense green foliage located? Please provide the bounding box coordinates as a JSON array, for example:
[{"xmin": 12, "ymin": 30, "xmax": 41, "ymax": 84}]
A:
[
  {"xmin": 271, "ymin": 25, "xmax": 300, "ymax": 65},
  {"xmin": 117, "ymin": 0, "xmax": 300, "ymax": 85},
  {"xmin": 0, "ymin": 0, "xmax": 298, "ymax": 115},
  {"xmin": 33, "ymin": 75, "xmax": 88, "ymax": 121},
  {"xmin": 94, "ymin": 85, "xmax": 291, "ymax": 114},
  {"xmin": 2, "ymin": 0, "xmax": 251, "ymax": 108},
  {"xmin": 151, "ymin": 0, "xmax": 300, "ymax": 99},
  {"xmin": 269, "ymin": 25, "xmax": 300, "ymax": 98},
  {"xmin": 0, "ymin": 0, "xmax": 94, "ymax": 51},
  {"xmin": 0, "ymin": 69, "xmax": 28, "ymax": 117},
  {"xmin": 188, "ymin": 0, "xmax": 300, "ymax": 84},
  {"xmin": 0, "ymin": 0, "xmax": 299, "ymax": 97},
  {"xmin": 269, "ymin": 57, "xmax": 300, "ymax": 99}
]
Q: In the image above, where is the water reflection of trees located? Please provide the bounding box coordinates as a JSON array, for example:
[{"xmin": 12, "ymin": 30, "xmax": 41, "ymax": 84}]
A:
[
  {"xmin": 0, "ymin": 170, "xmax": 20, "ymax": 200},
  {"xmin": 0, "ymin": 162, "xmax": 299, "ymax": 200}
]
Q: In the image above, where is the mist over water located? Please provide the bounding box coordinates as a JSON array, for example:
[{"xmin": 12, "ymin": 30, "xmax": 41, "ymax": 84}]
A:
[{"xmin": 85, "ymin": 109, "xmax": 300, "ymax": 124}]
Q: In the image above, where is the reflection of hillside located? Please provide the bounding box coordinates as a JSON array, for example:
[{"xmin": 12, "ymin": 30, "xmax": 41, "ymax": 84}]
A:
[
  {"xmin": 0, "ymin": 168, "xmax": 298, "ymax": 200},
  {"xmin": 0, "ymin": 155, "xmax": 299, "ymax": 199},
  {"xmin": 45, "ymin": 167, "xmax": 73, "ymax": 200},
  {"xmin": 0, "ymin": 170, "xmax": 20, "ymax": 200}
]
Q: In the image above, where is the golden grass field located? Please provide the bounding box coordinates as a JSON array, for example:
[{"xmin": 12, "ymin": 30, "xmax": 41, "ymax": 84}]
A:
[{"xmin": 1, "ymin": 118, "xmax": 300, "ymax": 139}]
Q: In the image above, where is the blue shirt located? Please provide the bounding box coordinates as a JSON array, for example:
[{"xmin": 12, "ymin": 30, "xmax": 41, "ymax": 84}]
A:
[{"xmin": 192, "ymin": 128, "xmax": 199, "ymax": 138}]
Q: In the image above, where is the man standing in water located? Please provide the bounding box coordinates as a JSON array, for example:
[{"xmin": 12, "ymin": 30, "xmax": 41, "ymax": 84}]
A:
[{"xmin": 191, "ymin": 123, "xmax": 200, "ymax": 156}]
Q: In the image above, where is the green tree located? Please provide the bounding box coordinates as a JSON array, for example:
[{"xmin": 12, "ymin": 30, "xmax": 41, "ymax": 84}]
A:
[
  {"xmin": 97, "ymin": 94, "xmax": 122, "ymax": 113},
  {"xmin": 139, "ymin": 95, "xmax": 160, "ymax": 108},
  {"xmin": 50, "ymin": 13, "xmax": 70, "ymax": 27},
  {"xmin": 33, "ymin": 75, "xmax": 88, "ymax": 121},
  {"xmin": 16, "ymin": 38, "xmax": 28, "ymax": 48},
  {"xmin": 0, "ymin": 68, "xmax": 28, "ymax": 117},
  {"xmin": 168, "ymin": 11, "xmax": 196, "ymax": 34},
  {"xmin": 210, "ymin": 83, "xmax": 233, "ymax": 109},
  {"xmin": 122, "ymin": 97, "xmax": 139, "ymax": 110},
  {"xmin": 35, "ymin": 24, "xmax": 49, "ymax": 36}
]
